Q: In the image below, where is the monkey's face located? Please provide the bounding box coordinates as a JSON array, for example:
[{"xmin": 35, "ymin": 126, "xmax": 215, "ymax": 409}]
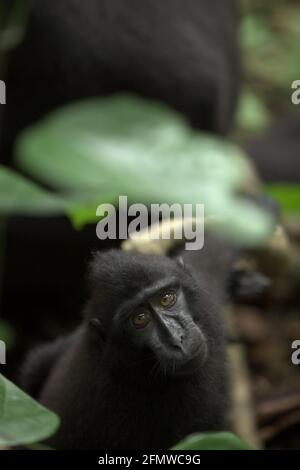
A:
[
  {"xmin": 86, "ymin": 250, "xmax": 214, "ymax": 378},
  {"xmin": 111, "ymin": 280, "xmax": 207, "ymax": 376}
]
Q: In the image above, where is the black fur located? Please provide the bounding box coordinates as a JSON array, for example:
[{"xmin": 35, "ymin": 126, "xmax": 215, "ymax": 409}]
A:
[{"xmin": 22, "ymin": 249, "xmax": 229, "ymax": 449}]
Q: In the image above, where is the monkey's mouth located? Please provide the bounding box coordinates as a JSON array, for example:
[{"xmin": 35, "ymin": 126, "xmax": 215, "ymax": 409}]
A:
[{"xmin": 155, "ymin": 341, "xmax": 207, "ymax": 377}]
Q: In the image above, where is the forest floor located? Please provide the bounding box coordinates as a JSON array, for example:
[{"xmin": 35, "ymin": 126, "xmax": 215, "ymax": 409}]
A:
[{"xmin": 230, "ymin": 215, "xmax": 300, "ymax": 449}]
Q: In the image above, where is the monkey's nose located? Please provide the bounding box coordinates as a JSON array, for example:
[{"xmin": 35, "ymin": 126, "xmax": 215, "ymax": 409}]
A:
[{"xmin": 169, "ymin": 333, "xmax": 184, "ymax": 350}]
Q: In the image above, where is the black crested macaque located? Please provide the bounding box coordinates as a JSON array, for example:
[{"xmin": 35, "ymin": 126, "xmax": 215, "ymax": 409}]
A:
[{"xmin": 22, "ymin": 248, "xmax": 229, "ymax": 449}]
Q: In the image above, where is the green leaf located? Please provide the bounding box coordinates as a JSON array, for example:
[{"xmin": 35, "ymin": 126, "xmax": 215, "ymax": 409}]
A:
[
  {"xmin": 0, "ymin": 166, "xmax": 66, "ymax": 215},
  {"xmin": 0, "ymin": 374, "xmax": 59, "ymax": 447},
  {"xmin": 15, "ymin": 95, "xmax": 274, "ymax": 245},
  {"xmin": 266, "ymin": 184, "xmax": 300, "ymax": 214},
  {"xmin": 172, "ymin": 432, "xmax": 253, "ymax": 451}
]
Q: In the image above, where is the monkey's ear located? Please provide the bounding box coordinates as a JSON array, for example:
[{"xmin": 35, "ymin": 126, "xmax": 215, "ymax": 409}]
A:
[{"xmin": 176, "ymin": 256, "xmax": 185, "ymax": 270}]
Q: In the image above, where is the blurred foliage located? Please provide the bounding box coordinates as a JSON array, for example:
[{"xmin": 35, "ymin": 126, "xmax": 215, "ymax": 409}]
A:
[
  {"xmin": 0, "ymin": 166, "xmax": 66, "ymax": 215},
  {"xmin": 236, "ymin": 0, "xmax": 300, "ymax": 214},
  {"xmin": 172, "ymin": 432, "xmax": 252, "ymax": 450},
  {"xmin": 239, "ymin": 0, "xmax": 300, "ymax": 112},
  {"xmin": 235, "ymin": 88, "xmax": 270, "ymax": 137},
  {"xmin": 0, "ymin": 374, "xmax": 59, "ymax": 447},
  {"xmin": 266, "ymin": 184, "xmax": 300, "ymax": 214},
  {"xmin": 14, "ymin": 95, "xmax": 274, "ymax": 245}
]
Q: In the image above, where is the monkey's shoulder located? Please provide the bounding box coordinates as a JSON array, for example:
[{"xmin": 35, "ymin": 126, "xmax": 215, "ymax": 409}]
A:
[{"xmin": 21, "ymin": 334, "xmax": 73, "ymax": 398}]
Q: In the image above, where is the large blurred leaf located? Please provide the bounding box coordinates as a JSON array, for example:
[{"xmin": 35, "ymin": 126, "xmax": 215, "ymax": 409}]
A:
[
  {"xmin": 0, "ymin": 374, "xmax": 59, "ymax": 447},
  {"xmin": 172, "ymin": 432, "xmax": 252, "ymax": 450},
  {"xmin": 15, "ymin": 95, "xmax": 274, "ymax": 245},
  {"xmin": 0, "ymin": 166, "xmax": 66, "ymax": 215}
]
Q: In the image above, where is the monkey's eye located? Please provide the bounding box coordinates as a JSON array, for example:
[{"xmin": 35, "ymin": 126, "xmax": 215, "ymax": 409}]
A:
[
  {"xmin": 160, "ymin": 291, "xmax": 177, "ymax": 308},
  {"xmin": 132, "ymin": 311, "xmax": 151, "ymax": 329}
]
